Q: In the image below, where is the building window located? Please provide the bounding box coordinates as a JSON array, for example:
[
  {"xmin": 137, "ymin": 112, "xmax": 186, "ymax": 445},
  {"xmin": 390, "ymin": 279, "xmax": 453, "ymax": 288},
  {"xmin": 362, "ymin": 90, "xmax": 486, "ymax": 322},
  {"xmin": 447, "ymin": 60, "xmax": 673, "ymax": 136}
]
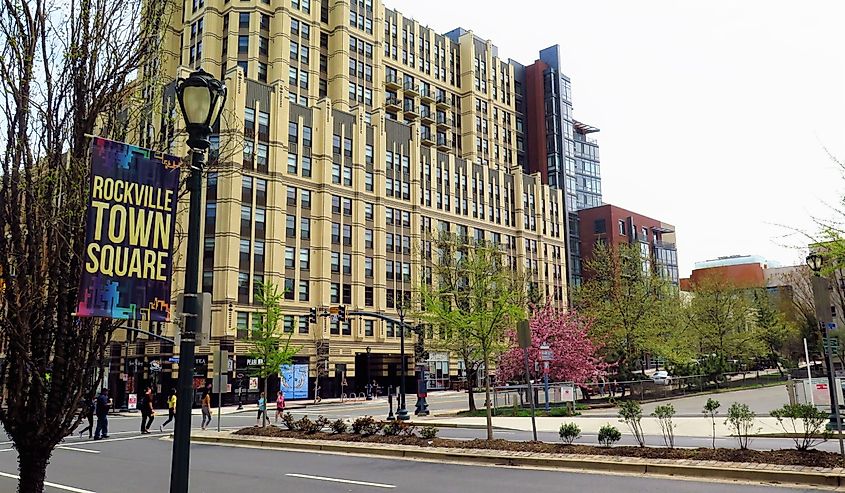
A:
[
  {"xmin": 283, "ymin": 316, "xmax": 294, "ymax": 333},
  {"xmin": 298, "ymin": 318, "xmax": 309, "ymax": 334},
  {"xmin": 238, "ymin": 35, "xmax": 249, "ymax": 54},
  {"xmin": 364, "ymin": 257, "xmax": 373, "ymax": 277},
  {"xmin": 300, "ymin": 218, "xmax": 311, "ymax": 240},
  {"xmin": 285, "ymin": 247, "xmax": 295, "ymax": 269},
  {"xmin": 284, "ymin": 278, "xmax": 295, "ymax": 300},
  {"xmin": 342, "ymin": 283, "xmax": 352, "ymax": 304},
  {"xmin": 300, "ymin": 248, "xmax": 310, "ymax": 269},
  {"xmin": 299, "ymin": 280, "xmax": 309, "ymax": 301},
  {"xmin": 330, "ymin": 282, "xmax": 339, "ymax": 303},
  {"xmin": 364, "ymin": 319, "xmax": 374, "ymax": 336}
]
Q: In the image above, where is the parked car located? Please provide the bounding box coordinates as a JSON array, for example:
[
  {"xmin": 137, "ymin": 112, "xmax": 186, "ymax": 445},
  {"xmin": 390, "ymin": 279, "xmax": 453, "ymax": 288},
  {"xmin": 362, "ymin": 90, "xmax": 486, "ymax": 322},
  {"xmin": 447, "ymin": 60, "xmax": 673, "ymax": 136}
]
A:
[{"xmin": 651, "ymin": 371, "xmax": 672, "ymax": 385}]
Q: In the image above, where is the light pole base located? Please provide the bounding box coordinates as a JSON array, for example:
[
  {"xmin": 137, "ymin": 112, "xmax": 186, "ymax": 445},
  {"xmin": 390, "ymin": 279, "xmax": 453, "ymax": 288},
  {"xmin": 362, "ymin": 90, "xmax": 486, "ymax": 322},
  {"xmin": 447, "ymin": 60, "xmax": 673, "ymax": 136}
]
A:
[{"xmin": 396, "ymin": 407, "xmax": 410, "ymax": 421}]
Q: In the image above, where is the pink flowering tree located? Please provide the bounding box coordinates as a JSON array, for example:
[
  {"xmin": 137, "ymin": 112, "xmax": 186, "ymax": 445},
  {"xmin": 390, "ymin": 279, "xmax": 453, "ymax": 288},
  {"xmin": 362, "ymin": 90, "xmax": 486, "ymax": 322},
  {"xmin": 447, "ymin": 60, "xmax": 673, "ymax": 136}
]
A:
[{"xmin": 498, "ymin": 306, "xmax": 606, "ymax": 384}]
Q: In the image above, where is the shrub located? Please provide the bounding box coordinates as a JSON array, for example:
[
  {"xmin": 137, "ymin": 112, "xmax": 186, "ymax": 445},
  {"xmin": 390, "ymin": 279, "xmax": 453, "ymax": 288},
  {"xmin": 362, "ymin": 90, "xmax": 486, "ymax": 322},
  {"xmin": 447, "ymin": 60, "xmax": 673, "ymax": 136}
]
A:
[
  {"xmin": 382, "ymin": 420, "xmax": 416, "ymax": 437},
  {"xmin": 617, "ymin": 400, "xmax": 645, "ymax": 447},
  {"xmin": 558, "ymin": 423, "xmax": 581, "ymax": 445},
  {"xmin": 770, "ymin": 403, "xmax": 831, "ymax": 451},
  {"xmin": 702, "ymin": 398, "xmax": 721, "ymax": 449},
  {"xmin": 651, "ymin": 404, "xmax": 676, "ymax": 449},
  {"xmin": 420, "ymin": 426, "xmax": 438, "ymax": 440},
  {"xmin": 281, "ymin": 412, "xmax": 297, "ymax": 430},
  {"xmin": 725, "ymin": 402, "xmax": 757, "ymax": 450},
  {"xmin": 351, "ymin": 415, "xmax": 383, "ymax": 436},
  {"xmin": 330, "ymin": 419, "xmax": 348, "ymax": 434},
  {"xmin": 295, "ymin": 416, "xmax": 324, "ymax": 434},
  {"xmin": 598, "ymin": 424, "xmax": 621, "ymax": 447}
]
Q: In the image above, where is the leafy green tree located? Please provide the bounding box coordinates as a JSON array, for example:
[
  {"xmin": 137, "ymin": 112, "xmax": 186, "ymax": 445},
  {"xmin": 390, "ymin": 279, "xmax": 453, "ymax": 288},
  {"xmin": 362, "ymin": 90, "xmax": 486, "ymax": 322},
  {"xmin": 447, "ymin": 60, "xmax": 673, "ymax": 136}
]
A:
[
  {"xmin": 249, "ymin": 282, "xmax": 300, "ymax": 426},
  {"xmin": 685, "ymin": 276, "xmax": 765, "ymax": 377},
  {"xmin": 752, "ymin": 289, "xmax": 798, "ymax": 376},
  {"xmin": 419, "ymin": 232, "xmax": 526, "ymax": 439},
  {"xmin": 575, "ymin": 242, "xmax": 690, "ymax": 376}
]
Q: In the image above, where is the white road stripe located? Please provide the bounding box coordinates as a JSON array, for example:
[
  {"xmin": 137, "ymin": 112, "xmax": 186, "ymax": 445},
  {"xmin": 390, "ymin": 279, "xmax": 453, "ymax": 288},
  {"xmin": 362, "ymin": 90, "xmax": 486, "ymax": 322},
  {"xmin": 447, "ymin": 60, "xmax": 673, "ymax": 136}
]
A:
[
  {"xmin": 56, "ymin": 446, "xmax": 100, "ymax": 454},
  {"xmin": 0, "ymin": 471, "xmax": 96, "ymax": 493},
  {"xmin": 286, "ymin": 473, "xmax": 395, "ymax": 489},
  {"xmin": 0, "ymin": 446, "xmax": 100, "ymax": 454}
]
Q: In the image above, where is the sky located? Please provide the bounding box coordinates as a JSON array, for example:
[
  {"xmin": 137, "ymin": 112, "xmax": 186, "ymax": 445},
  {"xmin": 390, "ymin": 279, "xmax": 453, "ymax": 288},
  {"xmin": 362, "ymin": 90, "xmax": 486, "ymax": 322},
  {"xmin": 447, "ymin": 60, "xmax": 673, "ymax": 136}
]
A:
[{"xmin": 385, "ymin": 0, "xmax": 845, "ymax": 277}]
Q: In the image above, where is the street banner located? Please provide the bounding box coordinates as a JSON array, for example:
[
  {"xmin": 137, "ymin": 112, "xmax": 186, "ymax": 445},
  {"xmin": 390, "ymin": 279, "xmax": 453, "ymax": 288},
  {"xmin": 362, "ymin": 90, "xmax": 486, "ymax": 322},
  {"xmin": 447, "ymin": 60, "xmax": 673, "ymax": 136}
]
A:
[
  {"xmin": 128, "ymin": 393, "xmax": 137, "ymax": 410},
  {"xmin": 76, "ymin": 137, "xmax": 181, "ymax": 321}
]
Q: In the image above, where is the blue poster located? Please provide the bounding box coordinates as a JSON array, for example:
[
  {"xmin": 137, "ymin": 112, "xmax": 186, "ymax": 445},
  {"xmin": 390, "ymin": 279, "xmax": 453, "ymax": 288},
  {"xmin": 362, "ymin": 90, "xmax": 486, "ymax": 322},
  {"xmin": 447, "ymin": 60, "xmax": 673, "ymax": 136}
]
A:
[{"xmin": 280, "ymin": 364, "xmax": 309, "ymax": 399}]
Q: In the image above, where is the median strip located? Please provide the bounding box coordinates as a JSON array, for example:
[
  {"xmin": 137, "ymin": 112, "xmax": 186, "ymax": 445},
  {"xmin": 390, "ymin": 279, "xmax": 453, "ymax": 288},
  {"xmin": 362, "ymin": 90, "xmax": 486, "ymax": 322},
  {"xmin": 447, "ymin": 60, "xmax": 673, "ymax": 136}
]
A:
[{"xmin": 193, "ymin": 431, "xmax": 845, "ymax": 489}]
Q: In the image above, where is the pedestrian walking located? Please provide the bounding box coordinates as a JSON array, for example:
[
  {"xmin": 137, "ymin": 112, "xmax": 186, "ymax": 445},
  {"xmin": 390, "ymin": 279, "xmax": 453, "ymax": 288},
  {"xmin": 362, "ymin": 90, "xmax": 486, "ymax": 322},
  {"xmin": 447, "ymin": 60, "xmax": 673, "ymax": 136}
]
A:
[
  {"xmin": 274, "ymin": 391, "xmax": 286, "ymax": 423},
  {"xmin": 256, "ymin": 392, "xmax": 267, "ymax": 427},
  {"xmin": 159, "ymin": 388, "xmax": 177, "ymax": 432},
  {"xmin": 200, "ymin": 390, "xmax": 212, "ymax": 430},
  {"xmin": 140, "ymin": 387, "xmax": 155, "ymax": 434},
  {"xmin": 94, "ymin": 388, "xmax": 111, "ymax": 440},
  {"xmin": 78, "ymin": 391, "xmax": 95, "ymax": 439}
]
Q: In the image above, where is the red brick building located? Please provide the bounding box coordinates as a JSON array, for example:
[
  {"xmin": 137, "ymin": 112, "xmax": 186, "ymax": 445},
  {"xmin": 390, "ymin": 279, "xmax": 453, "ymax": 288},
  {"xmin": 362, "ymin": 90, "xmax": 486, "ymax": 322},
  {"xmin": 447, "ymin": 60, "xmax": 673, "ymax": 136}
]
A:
[
  {"xmin": 681, "ymin": 255, "xmax": 769, "ymax": 290},
  {"xmin": 577, "ymin": 204, "xmax": 678, "ymax": 286}
]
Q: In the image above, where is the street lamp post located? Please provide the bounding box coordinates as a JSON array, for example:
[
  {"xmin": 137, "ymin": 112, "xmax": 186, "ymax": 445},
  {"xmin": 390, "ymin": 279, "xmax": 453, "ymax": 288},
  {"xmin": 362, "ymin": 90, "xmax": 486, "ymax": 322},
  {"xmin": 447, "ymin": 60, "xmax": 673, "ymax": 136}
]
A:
[
  {"xmin": 396, "ymin": 301, "xmax": 409, "ymax": 421},
  {"xmin": 365, "ymin": 346, "xmax": 372, "ymax": 400},
  {"xmin": 171, "ymin": 68, "xmax": 227, "ymax": 493},
  {"xmin": 806, "ymin": 253, "xmax": 845, "ymax": 459}
]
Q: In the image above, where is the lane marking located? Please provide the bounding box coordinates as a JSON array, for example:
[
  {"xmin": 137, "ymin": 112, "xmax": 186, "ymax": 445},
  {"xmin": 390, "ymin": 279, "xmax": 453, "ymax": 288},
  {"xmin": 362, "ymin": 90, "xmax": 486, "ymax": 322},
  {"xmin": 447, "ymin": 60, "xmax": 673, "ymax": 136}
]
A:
[
  {"xmin": 73, "ymin": 433, "xmax": 169, "ymax": 446},
  {"xmin": 56, "ymin": 446, "xmax": 100, "ymax": 454},
  {"xmin": 285, "ymin": 473, "xmax": 395, "ymax": 489},
  {"xmin": 0, "ymin": 471, "xmax": 95, "ymax": 493},
  {"xmin": 0, "ymin": 446, "xmax": 100, "ymax": 454}
]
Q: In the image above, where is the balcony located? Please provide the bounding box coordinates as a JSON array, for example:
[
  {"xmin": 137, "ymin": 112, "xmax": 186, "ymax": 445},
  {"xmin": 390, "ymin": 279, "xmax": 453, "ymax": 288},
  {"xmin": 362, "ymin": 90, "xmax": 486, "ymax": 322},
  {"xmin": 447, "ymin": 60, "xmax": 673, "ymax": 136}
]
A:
[
  {"xmin": 385, "ymin": 74, "xmax": 401, "ymax": 89},
  {"xmin": 403, "ymin": 103, "xmax": 419, "ymax": 119},
  {"xmin": 420, "ymin": 107, "xmax": 435, "ymax": 123},
  {"xmin": 436, "ymin": 93, "xmax": 450, "ymax": 108},
  {"xmin": 385, "ymin": 96, "xmax": 401, "ymax": 110},
  {"xmin": 654, "ymin": 240, "xmax": 676, "ymax": 251},
  {"xmin": 436, "ymin": 135, "xmax": 451, "ymax": 150},
  {"xmin": 420, "ymin": 87, "xmax": 435, "ymax": 102},
  {"xmin": 403, "ymin": 81, "xmax": 419, "ymax": 95},
  {"xmin": 421, "ymin": 132, "xmax": 436, "ymax": 146},
  {"xmin": 436, "ymin": 113, "xmax": 451, "ymax": 128}
]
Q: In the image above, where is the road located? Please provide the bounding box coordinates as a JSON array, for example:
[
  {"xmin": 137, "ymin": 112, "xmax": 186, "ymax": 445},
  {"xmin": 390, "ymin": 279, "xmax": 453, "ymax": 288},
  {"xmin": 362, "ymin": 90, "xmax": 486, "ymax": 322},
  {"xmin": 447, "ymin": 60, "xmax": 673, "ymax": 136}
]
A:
[
  {"xmin": 0, "ymin": 430, "xmax": 818, "ymax": 493},
  {"xmin": 581, "ymin": 384, "xmax": 789, "ymax": 417}
]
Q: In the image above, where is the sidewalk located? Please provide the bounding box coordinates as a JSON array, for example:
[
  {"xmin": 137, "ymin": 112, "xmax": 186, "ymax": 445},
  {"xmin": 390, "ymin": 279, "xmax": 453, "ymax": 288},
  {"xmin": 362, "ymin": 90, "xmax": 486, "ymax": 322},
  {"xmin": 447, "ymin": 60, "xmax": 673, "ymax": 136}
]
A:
[
  {"xmin": 188, "ymin": 395, "xmax": 391, "ymax": 415},
  {"xmin": 412, "ymin": 415, "xmax": 788, "ymax": 438}
]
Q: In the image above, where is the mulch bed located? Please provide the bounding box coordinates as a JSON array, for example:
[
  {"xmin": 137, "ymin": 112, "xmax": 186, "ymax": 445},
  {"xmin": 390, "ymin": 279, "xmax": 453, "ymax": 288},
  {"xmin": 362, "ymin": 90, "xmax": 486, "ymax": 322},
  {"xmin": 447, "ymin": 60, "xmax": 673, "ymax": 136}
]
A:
[{"xmin": 233, "ymin": 426, "xmax": 845, "ymax": 469}]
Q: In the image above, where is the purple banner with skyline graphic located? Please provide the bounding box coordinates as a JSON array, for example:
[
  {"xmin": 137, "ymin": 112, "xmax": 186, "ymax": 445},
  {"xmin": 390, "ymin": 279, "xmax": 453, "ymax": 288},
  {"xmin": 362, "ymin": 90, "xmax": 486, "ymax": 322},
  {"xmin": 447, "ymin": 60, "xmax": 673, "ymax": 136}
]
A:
[{"xmin": 76, "ymin": 137, "xmax": 181, "ymax": 321}]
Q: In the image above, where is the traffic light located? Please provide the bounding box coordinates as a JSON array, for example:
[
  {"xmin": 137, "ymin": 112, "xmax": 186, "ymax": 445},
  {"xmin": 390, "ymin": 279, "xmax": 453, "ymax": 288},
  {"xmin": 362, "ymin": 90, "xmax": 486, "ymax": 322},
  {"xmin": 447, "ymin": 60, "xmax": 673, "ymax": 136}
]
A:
[
  {"xmin": 308, "ymin": 307, "xmax": 317, "ymax": 324},
  {"xmin": 338, "ymin": 305, "xmax": 347, "ymax": 321}
]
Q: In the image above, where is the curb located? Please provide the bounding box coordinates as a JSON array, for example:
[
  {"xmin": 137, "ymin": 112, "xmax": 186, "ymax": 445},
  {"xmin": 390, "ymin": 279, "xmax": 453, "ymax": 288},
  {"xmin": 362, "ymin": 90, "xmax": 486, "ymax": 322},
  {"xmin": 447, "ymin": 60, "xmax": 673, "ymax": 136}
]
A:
[{"xmin": 191, "ymin": 433, "xmax": 844, "ymax": 489}]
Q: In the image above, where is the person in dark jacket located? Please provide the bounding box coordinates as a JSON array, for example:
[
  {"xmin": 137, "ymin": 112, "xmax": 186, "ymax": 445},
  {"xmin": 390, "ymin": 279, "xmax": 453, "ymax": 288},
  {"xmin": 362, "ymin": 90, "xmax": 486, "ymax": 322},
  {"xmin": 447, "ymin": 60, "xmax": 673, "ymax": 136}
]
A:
[
  {"xmin": 78, "ymin": 391, "xmax": 95, "ymax": 439},
  {"xmin": 94, "ymin": 388, "xmax": 111, "ymax": 440},
  {"xmin": 140, "ymin": 387, "xmax": 155, "ymax": 434}
]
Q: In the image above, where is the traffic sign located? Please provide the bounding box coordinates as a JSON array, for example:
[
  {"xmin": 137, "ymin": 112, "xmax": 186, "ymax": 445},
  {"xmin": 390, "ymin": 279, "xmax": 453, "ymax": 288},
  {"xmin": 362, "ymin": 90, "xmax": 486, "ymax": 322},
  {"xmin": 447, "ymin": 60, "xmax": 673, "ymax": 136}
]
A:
[
  {"xmin": 168, "ymin": 356, "xmax": 180, "ymax": 363},
  {"xmin": 824, "ymin": 336, "xmax": 840, "ymax": 354},
  {"xmin": 539, "ymin": 343, "xmax": 552, "ymax": 362},
  {"xmin": 829, "ymin": 323, "xmax": 838, "ymax": 330}
]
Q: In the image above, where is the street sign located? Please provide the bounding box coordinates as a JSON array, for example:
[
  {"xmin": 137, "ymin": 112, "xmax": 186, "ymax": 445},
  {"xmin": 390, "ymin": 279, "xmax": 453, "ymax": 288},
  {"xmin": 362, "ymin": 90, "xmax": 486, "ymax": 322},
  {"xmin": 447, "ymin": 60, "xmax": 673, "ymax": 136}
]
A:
[
  {"xmin": 212, "ymin": 375, "xmax": 228, "ymax": 394},
  {"xmin": 168, "ymin": 356, "xmax": 179, "ymax": 363},
  {"xmin": 329, "ymin": 306, "xmax": 339, "ymax": 315},
  {"xmin": 128, "ymin": 393, "xmax": 137, "ymax": 410},
  {"xmin": 539, "ymin": 343, "xmax": 552, "ymax": 362},
  {"xmin": 829, "ymin": 323, "xmax": 838, "ymax": 330}
]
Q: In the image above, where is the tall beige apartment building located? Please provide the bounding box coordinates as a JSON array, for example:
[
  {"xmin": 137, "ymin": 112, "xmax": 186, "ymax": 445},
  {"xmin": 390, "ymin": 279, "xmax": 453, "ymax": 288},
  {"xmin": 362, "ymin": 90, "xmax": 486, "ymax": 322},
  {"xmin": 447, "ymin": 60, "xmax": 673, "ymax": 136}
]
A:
[{"xmin": 112, "ymin": 0, "xmax": 575, "ymax": 403}]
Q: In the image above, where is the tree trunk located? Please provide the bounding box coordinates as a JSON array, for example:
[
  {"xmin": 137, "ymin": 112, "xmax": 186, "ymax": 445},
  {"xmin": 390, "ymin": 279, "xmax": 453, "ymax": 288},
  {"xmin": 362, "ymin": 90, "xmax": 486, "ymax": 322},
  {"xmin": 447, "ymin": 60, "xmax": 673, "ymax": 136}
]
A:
[
  {"xmin": 17, "ymin": 448, "xmax": 51, "ymax": 493},
  {"xmin": 483, "ymin": 347, "xmax": 493, "ymax": 440},
  {"xmin": 466, "ymin": 367, "xmax": 477, "ymax": 411}
]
